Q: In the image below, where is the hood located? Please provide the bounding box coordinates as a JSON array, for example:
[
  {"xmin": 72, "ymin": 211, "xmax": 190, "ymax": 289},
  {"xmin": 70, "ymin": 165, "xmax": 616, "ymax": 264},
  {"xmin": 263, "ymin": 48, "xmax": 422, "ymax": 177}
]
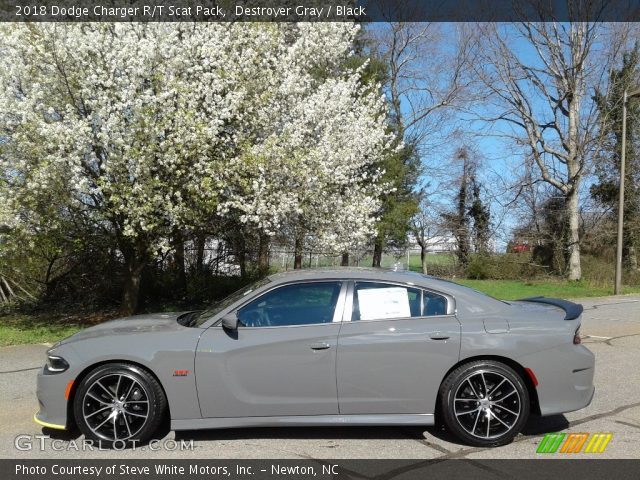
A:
[{"xmin": 56, "ymin": 312, "xmax": 188, "ymax": 346}]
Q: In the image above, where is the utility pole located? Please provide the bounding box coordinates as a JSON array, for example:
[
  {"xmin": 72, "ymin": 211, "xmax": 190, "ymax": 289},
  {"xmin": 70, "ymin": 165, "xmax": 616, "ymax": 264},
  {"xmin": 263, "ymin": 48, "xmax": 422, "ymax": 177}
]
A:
[{"xmin": 615, "ymin": 88, "xmax": 640, "ymax": 294}]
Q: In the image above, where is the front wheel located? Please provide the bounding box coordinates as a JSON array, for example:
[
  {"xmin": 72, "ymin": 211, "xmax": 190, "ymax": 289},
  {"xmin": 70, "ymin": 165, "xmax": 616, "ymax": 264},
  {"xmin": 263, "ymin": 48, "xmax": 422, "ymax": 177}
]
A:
[
  {"xmin": 73, "ymin": 363, "xmax": 167, "ymax": 448},
  {"xmin": 439, "ymin": 360, "xmax": 530, "ymax": 447}
]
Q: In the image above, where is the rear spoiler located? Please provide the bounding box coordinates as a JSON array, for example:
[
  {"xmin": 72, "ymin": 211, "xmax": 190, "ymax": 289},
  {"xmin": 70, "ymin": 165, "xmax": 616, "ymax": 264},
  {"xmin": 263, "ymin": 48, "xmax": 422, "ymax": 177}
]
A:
[{"xmin": 518, "ymin": 296, "xmax": 584, "ymax": 320}]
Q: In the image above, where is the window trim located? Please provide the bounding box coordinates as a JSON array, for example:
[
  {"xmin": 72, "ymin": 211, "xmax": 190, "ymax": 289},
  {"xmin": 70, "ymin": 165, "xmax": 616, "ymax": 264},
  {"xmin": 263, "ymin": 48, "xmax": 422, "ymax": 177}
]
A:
[
  {"xmin": 225, "ymin": 280, "xmax": 347, "ymax": 329},
  {"xmin": 205, "ymin": 277, "xmax": 456, "ymax": 329},
  {"xmin": 344, "ymin": 280, "xmax": 455, "ymax": 323}
]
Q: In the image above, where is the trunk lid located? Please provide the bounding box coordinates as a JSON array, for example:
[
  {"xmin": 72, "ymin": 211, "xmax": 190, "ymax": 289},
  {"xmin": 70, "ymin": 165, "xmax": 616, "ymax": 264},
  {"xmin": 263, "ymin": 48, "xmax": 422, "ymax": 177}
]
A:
[{"xmin": 514, "ymin": 296, "xmax": 583, "ymax": 320}]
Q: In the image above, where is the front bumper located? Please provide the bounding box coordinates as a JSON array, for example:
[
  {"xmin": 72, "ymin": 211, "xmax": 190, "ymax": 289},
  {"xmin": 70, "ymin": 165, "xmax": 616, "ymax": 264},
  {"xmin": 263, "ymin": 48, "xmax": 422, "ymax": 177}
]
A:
[
  {"xmin": 33, "ymin": 411, "xmax": 66, "ymax": 430},
  {"xmin": 34, "ymin": 363, "xmax": 76, "ymax": 431},
  {"xmin": 517, "ymin": 343, "xmax": 595, "ymax": 416}
]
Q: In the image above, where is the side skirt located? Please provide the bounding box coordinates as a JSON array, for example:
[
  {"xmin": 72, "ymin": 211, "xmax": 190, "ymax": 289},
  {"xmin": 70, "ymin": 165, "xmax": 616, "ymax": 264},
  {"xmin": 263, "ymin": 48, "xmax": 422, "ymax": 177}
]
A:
[{"xmin": 172, "ymin": 414, "xmax": 435, "ymax": 431}]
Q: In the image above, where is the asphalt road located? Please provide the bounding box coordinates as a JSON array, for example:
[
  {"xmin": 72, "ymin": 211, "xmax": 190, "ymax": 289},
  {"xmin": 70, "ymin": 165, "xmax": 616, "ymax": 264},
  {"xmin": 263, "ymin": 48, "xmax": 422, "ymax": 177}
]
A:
[{"xmin": 1, "ymin": 296, "xmax": 639, "ymax": 460}]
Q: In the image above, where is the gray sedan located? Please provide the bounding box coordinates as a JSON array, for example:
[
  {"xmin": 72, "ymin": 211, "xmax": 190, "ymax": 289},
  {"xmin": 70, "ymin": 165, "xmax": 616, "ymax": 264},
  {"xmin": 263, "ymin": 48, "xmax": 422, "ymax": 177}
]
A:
[{"xmin": 35, "ymin": 268, "xmax": 594, "ymax": 448}]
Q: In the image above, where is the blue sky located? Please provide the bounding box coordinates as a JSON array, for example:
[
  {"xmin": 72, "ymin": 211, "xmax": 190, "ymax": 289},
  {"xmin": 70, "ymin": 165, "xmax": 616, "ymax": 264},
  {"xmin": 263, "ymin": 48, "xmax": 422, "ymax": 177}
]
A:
[{"xmin": 369, "ymin": 22, "xmax": 621, "ymax": 251}]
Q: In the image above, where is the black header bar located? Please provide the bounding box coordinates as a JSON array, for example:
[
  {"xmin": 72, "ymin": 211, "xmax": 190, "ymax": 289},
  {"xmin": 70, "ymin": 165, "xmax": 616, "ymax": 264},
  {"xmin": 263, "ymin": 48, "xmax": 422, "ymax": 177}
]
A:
[{"xmin": 2, "ymin": 0, "xmax": 640, "ymax": 22}]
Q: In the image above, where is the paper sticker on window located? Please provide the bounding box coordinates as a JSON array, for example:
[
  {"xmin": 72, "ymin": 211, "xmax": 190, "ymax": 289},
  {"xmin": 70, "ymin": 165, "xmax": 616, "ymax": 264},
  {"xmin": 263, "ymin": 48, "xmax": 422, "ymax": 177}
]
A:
[{"xmin": 358, "ymin": 287, "xmax": 411, "ymax": 320}]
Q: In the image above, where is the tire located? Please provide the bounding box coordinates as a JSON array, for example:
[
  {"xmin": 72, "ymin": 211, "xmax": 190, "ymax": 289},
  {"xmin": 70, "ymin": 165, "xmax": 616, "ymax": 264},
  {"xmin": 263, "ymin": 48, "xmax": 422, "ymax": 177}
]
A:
[
  {"xmin": 439, "ymin": 360, "xmax": 529, "ymax": 447},
  {"xmin": 73, "ymin": 363, "xmax": 167, "ymax": 448}
]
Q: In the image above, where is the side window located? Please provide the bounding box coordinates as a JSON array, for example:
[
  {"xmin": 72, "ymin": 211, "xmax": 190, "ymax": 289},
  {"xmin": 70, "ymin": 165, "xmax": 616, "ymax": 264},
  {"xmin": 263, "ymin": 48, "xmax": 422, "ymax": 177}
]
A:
[
  {"xmin": 352, "ymin": 282, "xmax": 421, "ymax": 320},
  {"xmin": 237, "ymin": 282, "xmax": 342, "ymax": 327},
  {"xmin": 352, "ymin": 282, "xmax": 448, "ymax": 321},
  {"xmin": 423, "ymin": 290, "xmax": 447, "ymax": 316}
]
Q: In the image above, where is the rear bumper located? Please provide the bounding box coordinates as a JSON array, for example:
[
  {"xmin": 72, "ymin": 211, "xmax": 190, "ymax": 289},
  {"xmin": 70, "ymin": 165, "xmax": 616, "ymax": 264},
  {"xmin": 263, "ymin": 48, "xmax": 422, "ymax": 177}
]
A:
[{"xmin": 517, "ymin": 343, "xmax": 595, "ymax": 416}]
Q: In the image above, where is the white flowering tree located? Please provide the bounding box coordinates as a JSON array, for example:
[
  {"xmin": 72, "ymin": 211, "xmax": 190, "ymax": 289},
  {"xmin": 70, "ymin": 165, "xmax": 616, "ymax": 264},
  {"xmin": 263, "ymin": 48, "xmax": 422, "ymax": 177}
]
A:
[
  {"xmin": 0, "ymin": 23, "xmax": 391, "ymax": 313},
  {"xmin": 1, "ymin": 24, "xmax": 249, "ymax": 312},
  {"xmin": 219, "ymin": 24, "xmax": 392, "ymax": 271}
]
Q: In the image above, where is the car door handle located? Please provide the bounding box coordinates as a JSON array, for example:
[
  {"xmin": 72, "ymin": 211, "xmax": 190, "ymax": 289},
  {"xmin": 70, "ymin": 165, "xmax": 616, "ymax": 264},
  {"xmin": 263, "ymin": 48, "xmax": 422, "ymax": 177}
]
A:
[
  {"xmin": 429, "ymin": 332, "xmax": 450, "ymax": 340},
  {"xmin": 310, "ymin": 342, "xmax": 331, "ymax": 350}
]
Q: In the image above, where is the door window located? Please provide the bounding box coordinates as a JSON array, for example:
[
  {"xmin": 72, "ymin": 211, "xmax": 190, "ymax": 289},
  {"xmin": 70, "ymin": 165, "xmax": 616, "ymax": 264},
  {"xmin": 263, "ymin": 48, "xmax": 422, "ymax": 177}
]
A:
[
  {"xmin": 352, "ymin": 282, "xmax": 447, "ymax": 320},
  {"xmin": 237, "ymin": 282, "xmax": 342, "ymax": 327}
]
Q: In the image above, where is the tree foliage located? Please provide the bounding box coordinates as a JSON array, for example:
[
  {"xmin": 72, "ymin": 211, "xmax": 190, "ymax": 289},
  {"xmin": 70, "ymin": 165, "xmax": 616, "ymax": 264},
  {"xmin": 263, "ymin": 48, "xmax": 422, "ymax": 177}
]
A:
[
  {"xmin": 0, "ymin": 23, "xmax": 392, "ymax": 313},
  {"xmin": 592, "ymin": 44, "xmax": 640, "ymax": 270}
]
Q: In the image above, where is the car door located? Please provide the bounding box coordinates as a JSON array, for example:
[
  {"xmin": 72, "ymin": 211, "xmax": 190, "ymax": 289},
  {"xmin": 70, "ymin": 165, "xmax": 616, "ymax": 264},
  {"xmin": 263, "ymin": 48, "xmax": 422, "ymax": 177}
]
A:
[
  {"xmin": 195, "ymin": 281, "xmax": 346, "ymax": 418},
  {"xmin": 336, "ymin": 281, "xmax": 461, "ymax": 415}
]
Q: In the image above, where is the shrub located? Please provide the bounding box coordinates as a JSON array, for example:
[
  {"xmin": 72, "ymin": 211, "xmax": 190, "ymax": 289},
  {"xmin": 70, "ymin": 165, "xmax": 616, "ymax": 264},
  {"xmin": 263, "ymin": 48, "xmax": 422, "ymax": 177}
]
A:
[
  {"xmin": 463, "ymin": 253, "xmax": 549, "ymax": 281},
  {"xmin": 465, "ymin": 255, "xmax": 492, "ymax": 279}
]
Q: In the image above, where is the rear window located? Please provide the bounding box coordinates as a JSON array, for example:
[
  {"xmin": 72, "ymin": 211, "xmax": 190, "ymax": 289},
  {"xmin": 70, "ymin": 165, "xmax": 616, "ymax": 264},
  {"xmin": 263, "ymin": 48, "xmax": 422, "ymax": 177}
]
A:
[{"xmin": 352, "ymin": 282, "xmax": 447, "ymax": 321}]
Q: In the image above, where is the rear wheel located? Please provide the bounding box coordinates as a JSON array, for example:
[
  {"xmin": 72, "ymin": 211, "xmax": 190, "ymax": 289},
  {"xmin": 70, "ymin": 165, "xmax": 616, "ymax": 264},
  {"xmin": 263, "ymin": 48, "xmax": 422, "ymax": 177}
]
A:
[
  {"xmin": 439, "ymin": 360, "xmax": 529, "ymax": 447},
  {"xmin": 73, "ymin": 363, "xmax": 166, "ymax": 448}
]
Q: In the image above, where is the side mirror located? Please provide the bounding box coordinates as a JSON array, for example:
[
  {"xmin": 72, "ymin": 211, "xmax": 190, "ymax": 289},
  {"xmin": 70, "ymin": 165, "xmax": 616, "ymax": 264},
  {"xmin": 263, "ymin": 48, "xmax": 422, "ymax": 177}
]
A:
[{"xmin": 221, "ymin": 312, "xmax": 239, "ymax": 331}]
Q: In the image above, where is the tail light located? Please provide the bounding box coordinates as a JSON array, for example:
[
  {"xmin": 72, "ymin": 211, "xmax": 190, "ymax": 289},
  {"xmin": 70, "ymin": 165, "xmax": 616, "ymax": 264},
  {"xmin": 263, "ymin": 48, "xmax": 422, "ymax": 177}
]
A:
[{"xmin": 573, "ymin": 325, "xmax": 582, "ymax": 345}]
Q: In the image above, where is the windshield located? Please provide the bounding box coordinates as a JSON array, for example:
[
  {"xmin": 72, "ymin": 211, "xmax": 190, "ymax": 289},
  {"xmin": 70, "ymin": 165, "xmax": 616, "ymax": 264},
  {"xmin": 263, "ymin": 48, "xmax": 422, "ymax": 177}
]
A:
[{"xmin": 190, "ymin": 277, "xmax": 272, "ymax": 327}]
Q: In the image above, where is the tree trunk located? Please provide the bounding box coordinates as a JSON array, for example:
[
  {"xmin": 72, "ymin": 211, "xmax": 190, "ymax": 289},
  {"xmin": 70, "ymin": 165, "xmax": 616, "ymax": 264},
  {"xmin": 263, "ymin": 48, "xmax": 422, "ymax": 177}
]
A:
[
  {"xmin": 237, "ymin": 248, "xmax": 247, "ymax": 278},
  {"xmin": 565, "ymin": 187, "xmax": 582, "ymax": 281},
  {"xmin": 455, "ymin": 148, "xmax": 470, "ymax": 267},
  {"xmin": 234, "ymin": 232, "xmax": 247, "ymax": 277},
  {"xmin": 294, "ymin": 235, "xmax": 303, "ymax": 269},
  {"xmin": 121, "ymin": 271, "xmax": 142, "ymax": 315},
  {"xmin": 120, "ymin": 240, "xmax": 147, "ymax": 315},
  {"xmin": 258, "ymin": 234, "xmax": 270, "ymax": 276},
  {"xmin": 565, "ymin": 62, "xmax": 583, "ymax": 282},
  {"xmin": 195, "ymin": 233, "xmax": 206, "ymax": 275},
  {"xmin": 173, "ymin": 231, "xmax": 187, "ymax": 297},
  {"xmin": 623, "ymin": 190, "xmax": 639, "ymax": 270},
  {"xmin": 372, "ymin": 235, "xmax": 383, "ymax": 267},
  {"xmin": 627, "ymin": 245, "xmax": 639, "ymax": 271},
  {"xmin": 420, "ymin": 245, "xmax": 428, "ymax": 274},
  {"xmin": 43, "ymin": 256, "xmax": 58, "ymax": 300},
  {"xmin": 341, "ymin": 252, "xmax": 349, "ymax": 266}
]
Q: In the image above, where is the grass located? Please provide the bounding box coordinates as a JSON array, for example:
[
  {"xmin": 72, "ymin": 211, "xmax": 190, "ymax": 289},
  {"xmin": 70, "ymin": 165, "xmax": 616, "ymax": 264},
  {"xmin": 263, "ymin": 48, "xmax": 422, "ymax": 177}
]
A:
[
  {"xmin": 0, "ymin": 314, "xmax": 82, "ymax": 347},
  {"xmin": 0, "ymin": 309, "xmax": 121, "ymax": 347},
  {"xmin": 454, "ymin": 278, "xmax": 640, "ymax": 300}
]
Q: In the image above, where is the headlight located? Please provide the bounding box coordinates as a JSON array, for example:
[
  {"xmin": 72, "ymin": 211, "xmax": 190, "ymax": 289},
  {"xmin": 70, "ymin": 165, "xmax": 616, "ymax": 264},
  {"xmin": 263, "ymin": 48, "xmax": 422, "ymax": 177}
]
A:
[{"xmin": 45, "ymin": 355, "xmax": 69, "ymax": 374}]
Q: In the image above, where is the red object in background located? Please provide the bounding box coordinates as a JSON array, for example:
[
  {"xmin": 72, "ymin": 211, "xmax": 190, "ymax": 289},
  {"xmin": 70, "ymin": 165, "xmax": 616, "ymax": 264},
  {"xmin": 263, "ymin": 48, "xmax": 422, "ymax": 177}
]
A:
[{"xmin": 512, "ymin": 244, "xmax": 530, "ymax": 253}]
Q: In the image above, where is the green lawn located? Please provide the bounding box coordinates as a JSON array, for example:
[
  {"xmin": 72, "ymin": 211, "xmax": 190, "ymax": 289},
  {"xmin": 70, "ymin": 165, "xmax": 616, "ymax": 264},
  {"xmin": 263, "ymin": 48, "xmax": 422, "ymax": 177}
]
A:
[
  {"xmin": 357, "ymin": 252, "xmax": 455, "ymax": 270},
  {"xmin": 0, "ymin": 315, "xmax": 81, "ymax": 347},
  {"xmin": 454, "ymin": 279, "xmax": 640, "ymax": 300}
]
